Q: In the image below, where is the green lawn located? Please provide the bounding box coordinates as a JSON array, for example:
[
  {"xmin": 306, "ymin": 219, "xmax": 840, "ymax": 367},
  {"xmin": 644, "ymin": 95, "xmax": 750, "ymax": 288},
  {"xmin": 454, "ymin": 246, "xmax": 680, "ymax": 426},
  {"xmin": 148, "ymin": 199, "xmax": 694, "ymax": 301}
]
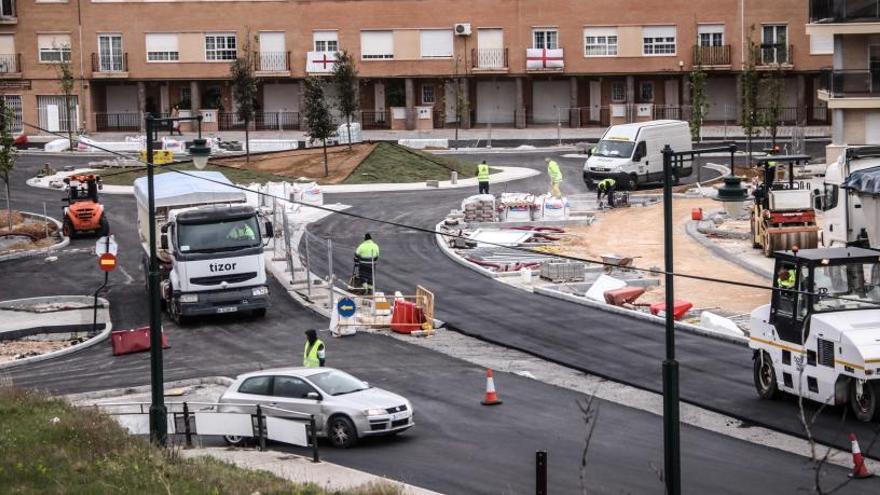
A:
[
  {"xmin": 98, "ymin": 162, "xmax": 289, "ymax": 186},
  {"xmin": 343, "ymin": 142, "xmax": 483, "ymax": 184},
  {"xmin": 0, "ymin": 387, "xmax": 402, "ymax": 495}
]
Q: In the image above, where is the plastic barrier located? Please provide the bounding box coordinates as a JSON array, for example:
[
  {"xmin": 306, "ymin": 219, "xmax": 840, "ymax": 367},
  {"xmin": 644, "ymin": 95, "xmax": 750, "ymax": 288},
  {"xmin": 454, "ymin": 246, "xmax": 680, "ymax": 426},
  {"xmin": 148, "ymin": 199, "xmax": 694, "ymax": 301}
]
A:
[
  {"xmin": 111, "ymin": 326, "xmax": 170, "ymax": 356},
  {"xmin": 390, "ymin": 300, "xmax": 424, "ymax": 334},
  {"xmin": 603, "ymin": 286, "xmax": 645, "ymax": 306},
  {"xmin": 691, "ymin": 208, "xmax": 703, "ymax": 221},
  {"xmin": 649, "ymin": 300, "xmax": 693, "ymax": 321}
]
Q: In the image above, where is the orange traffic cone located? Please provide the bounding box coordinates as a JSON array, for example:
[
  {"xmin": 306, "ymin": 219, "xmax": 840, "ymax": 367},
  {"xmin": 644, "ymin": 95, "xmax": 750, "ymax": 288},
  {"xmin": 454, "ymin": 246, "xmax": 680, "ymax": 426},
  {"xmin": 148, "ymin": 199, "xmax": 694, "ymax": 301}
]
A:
[
  {"xmin": 849, "ymin": 433, "xmax": 872, "ymax": 479},
  {"xmin": 481, "ymin": 369, "xmax": 503, "ymax": 406}
]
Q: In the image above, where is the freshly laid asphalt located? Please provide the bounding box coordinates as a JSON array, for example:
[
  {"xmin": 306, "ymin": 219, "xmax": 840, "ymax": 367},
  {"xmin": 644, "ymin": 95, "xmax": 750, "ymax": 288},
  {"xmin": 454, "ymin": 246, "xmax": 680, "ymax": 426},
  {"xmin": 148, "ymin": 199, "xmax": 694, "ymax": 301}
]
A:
[{"xmin": 3, "ymin": 151, "xmax": 878, "ymax": 494}]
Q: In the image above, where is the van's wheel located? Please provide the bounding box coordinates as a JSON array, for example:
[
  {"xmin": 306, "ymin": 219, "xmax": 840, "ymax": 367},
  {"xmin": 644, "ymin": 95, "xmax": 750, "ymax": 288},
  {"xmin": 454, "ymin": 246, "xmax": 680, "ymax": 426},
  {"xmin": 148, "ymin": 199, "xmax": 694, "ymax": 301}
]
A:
[
  {"xmin": 62, "ymin": 218, "xmax": 74, "ymax": 238},
  {"xmin": 753, "ymin": 351, "xmax": 779, "ymax": 399},
  {"xmin": 98, "ymin": 216, "xmax": 109, "ymax": 236},
  {"xmin": 851, "ymin": 380, "xmax": 879, "ymax": 422},
  {"xmin": 328, "ymin": 415, "xmax": 358, "ymax": 448},
  {"xmin": 625, "ymin": 174, "xmax": 638, "ymax": 191}
]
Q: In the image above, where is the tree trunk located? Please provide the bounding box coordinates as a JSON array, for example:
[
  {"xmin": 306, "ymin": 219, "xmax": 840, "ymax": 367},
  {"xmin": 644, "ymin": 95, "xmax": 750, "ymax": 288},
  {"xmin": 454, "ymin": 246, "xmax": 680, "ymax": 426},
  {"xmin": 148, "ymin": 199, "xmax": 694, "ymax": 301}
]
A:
[
  {"xmin": 322, "ymin": 139, "xmax": 329, "ymax": 177},
  {"xmin": 66, "ymin": 100, "xmax": 74, "ymax": 152},
  {"xmin": 245, "ymin": 119, "xmax": 250, "ymax": 163},
  {"xmin": 346, "ymin": 114, "xmax": 352, "ymax": 151},
  {"xmin": 746, "ymin": 134, "xmax": 753, "ymax": 168},
  {"xmin": 4, "ymin": 179, "xmax": 11, "ymax": 233}
]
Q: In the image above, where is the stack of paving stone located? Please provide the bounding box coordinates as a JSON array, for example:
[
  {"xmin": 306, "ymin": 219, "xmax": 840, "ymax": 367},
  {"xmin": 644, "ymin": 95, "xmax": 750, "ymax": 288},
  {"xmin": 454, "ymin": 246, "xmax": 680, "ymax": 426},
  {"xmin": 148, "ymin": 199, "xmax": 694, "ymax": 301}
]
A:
[{"xmin": 462, "ymin": 195, "xmax": 496, "ymax": 223}]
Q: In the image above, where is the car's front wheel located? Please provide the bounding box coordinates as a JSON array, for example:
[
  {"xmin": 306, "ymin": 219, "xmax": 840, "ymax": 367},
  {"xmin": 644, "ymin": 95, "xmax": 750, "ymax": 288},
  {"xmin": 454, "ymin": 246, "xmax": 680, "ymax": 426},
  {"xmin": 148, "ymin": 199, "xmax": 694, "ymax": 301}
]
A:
[
  {"xmin": 328, "ymin": 416, "xmax": 358, "ymax": 448},
  {"xmin": 223, "ymin": 435, "xmax": 248, "ymax": 446}
]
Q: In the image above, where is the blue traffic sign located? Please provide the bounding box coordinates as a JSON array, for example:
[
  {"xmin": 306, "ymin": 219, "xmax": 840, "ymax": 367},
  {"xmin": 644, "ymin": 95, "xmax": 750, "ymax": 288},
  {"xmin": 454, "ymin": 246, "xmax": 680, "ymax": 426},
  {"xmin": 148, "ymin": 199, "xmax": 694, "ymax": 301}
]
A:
[{"xmin": 337, "ymin": 297, "xmax": 356, "ymax": 318}]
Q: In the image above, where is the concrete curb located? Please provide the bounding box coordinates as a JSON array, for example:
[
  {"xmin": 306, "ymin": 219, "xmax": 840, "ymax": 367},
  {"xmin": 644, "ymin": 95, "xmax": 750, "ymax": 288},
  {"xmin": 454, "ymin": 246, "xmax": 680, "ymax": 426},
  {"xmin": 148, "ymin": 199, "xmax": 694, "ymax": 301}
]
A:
[
  {"xmin": 433, "ymin": 146, "xmax": 578, "ymax": 155},
  {"xmin": 63, "ymin": 375, "xmax": 234, "ymax": 402},
  {"xmin": 0, "ymin": 296, "xmax": 112, "ymax": 370},
  {"xmin": 685, "ymin": 220, "xmax": 773, "ymax": 280},
  {"xmin": 0, "ymin": 211, "xmax": 69, "ymax": 263}
]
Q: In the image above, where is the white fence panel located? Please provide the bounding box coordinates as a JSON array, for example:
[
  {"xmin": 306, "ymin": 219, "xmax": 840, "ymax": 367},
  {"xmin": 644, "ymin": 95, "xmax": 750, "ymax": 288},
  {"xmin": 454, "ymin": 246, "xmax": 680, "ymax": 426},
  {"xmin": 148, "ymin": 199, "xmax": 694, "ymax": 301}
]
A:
[
  {"xmin": 266, "ymin": 416, "xmax": 309, "ymax": 446},
  {"xmin": 194, "ymin": 412, "xmax": 253, "ymax": 437}
]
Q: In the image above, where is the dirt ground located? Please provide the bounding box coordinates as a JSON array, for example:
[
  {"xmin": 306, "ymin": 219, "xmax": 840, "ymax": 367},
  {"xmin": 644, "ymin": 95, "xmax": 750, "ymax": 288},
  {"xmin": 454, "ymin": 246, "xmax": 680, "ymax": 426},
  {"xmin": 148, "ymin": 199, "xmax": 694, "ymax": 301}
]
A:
[
  {"xmin": 0, "ymin": 210, "xmax": 59, "ymax": 254},
  {"xmin": 215, "ymin": 143, "xmax": 377, "ymax": 184},
  {"xmin": 558, "ymin": 198, "xmax": 769, "ymax": 315},
  {"xmin": 0, "ymin": 340, "xmax": 73, "ymax": 364}
]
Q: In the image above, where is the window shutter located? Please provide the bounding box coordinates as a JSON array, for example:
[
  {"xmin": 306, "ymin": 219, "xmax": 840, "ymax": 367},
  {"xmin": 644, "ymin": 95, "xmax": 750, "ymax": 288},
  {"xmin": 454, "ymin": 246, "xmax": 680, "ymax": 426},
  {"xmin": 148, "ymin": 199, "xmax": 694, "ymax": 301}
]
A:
[
  {"xmin": 145, "ymin": 33, "xmax": 179, "ymax": 53},
  {"xmin": 38, "ymin": 34, "xmax": 71, "ymax": 49},
  {"xmin": 419, "ymin": 29, "xmax": 453, "ymax": 57},
  {"xmin": 643, "ymin": 26, "xmax": 676, "ymax": 39},
  {"xmin": 361, "ymin": 31, "xmax": 393, "ymax": 57}
]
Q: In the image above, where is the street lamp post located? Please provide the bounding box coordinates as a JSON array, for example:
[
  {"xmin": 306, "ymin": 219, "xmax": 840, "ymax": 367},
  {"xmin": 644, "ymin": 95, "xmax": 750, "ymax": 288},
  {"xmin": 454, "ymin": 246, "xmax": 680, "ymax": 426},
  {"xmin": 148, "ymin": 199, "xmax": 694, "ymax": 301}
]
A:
[{"xmin": 145, "ymin": 114, "xmax": 211, "ymax": 447}]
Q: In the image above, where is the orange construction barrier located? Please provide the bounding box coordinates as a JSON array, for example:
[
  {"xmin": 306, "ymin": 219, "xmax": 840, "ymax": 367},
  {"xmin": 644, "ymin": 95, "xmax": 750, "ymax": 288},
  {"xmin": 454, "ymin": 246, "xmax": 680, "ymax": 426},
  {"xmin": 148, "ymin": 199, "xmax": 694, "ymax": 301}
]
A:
[
  {"xmin": 390, "ymin": 300, "xmax": 424, "ymax": 334},
  {"xmin": 650, "ymin": 300, "xmax": 693, "ymax": 321}
]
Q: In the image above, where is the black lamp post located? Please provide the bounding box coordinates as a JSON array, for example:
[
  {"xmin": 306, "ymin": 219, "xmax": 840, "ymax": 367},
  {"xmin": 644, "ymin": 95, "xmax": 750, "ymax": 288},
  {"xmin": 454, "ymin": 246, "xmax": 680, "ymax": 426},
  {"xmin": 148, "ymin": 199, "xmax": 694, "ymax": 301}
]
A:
[{"xmin": 145, "ymin": 114, "xmax": 211, "ymax": 447}]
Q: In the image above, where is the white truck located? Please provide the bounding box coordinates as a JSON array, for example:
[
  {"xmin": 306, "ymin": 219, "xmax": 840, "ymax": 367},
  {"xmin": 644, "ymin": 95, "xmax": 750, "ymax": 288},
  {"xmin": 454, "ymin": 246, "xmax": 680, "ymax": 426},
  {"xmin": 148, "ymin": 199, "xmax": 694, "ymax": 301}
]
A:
[
  {"xmin": 815, "ymin": 146, "xmax": 880, "ymax": 248},
  {"xmin": 134, "ymin": 171, "xmax": 273, "ymax": 323},
  {"xmin": 583, "ymin": 120, "xmax": 693, "ymax": 190},
  {"xmin": 750, "ymin": 246, "xmax": 880, "ymax": 422}
]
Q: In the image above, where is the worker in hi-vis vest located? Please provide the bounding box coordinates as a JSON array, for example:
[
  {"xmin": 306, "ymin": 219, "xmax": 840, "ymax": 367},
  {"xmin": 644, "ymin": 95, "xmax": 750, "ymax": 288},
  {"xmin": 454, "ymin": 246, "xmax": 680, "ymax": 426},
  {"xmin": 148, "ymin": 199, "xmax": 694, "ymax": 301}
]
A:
[
  {"xmin": 545, "ymin": 158, "xmax": 563, "ymax": 199},
  {"xmin": 777, "ymin": 267, "xmax": 796, "ymax": 289},
  {"xmin": 303, "ymin": 329, "xmax": 325, "ymax": 367},
  {"xmin": 477, "ymin": 160, "xmax": 490, "ymax": 194},
  {"xmin": 354, "ymin": 233, "xmax": 380, "ymax": 291},
  {"xmin": 597, "ymin": 177, "xmax": 617, "ymax": 208}
]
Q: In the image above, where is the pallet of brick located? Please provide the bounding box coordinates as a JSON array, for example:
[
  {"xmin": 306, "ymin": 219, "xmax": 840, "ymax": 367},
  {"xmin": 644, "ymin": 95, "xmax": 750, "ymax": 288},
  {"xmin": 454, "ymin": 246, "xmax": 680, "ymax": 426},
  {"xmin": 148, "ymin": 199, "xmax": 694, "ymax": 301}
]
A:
[
  {"xmin": 461, "ymin": 194, "xmax": 496, "ymax": 223},
  {"xmin": 539, "ymin": 260, "xmax": 587, "ymax": 282}
]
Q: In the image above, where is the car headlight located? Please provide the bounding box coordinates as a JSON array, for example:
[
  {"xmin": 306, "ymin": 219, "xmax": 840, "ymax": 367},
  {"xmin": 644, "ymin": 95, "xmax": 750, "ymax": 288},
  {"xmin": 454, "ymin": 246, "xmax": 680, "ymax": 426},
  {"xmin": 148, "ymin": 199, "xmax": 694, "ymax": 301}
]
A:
[
  {"xmin": 364, "ymin": 408, "xmax": 386, "ymax": 416},
  {"xmin": 179, "ymin": 294, "xmax": 198, "ymax": 303},
  {"xmin": 252, "ymin": 287, "xmax": 269, "ymax": 297}
]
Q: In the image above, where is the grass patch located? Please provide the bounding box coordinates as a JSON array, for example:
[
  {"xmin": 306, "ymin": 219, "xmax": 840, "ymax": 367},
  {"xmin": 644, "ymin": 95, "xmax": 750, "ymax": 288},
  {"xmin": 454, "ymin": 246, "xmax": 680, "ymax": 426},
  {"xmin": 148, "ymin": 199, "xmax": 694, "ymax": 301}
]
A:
[
  {"xmin": 343, "ymin": 142, "xmax": 481, "ymax": 184},
  {"xmin": 98, "ymin": 162, "xmax": 290, "ymax": 186},
  {"xmin": 0, "ymin": 387, "xmax": 403, "ymax": 495}
]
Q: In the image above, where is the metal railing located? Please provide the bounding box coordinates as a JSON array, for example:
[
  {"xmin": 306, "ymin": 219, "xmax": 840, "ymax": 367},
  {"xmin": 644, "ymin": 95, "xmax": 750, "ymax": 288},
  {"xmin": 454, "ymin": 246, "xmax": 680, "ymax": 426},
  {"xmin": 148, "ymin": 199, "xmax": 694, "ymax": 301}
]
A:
[
  {"xmin": 0, "ymin": 53, "xmax": 19, "ymax": 73},
  {"xmin": 95, "ymin": 112, "xmax": 140, "ymax": 131},
  {"xmin": 823, "ymin": 69, "xmax": 880, "ymax": 97},
  {"xmin": 692, "ymin": 45, "xmax": 731, "ymax": 66},
  {"xmin": 255, "ymin": 51, "xmax": 290, "ymax": 72},
  {"xmin": 472, "ymin": 48, "xmax": 508, "ymax": 69},
  {"xmin": 92, "ymin": 52, "xmax": 128, "ymax": 73},
  {"xmin": 755, "ymin": 44, "xmax": 793, "ymax": 66},
  {"xmin": 811, "ymin": 0, "xmax": 880, "ymax": 22},
  {"xmin": 357, "ymin": 109, "xmax": 391, "ymax": 129},
  {"xmin": 218, "ymin": 111, "xmax": 302, "ymax": 131}
]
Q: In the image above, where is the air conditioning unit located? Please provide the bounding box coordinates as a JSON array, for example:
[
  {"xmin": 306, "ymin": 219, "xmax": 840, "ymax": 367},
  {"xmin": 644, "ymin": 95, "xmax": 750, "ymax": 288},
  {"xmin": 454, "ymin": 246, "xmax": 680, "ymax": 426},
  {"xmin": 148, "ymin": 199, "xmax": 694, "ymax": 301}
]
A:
[{"xmin": 454, "ymin": 23, "xmax": 472, "ymax": 36}]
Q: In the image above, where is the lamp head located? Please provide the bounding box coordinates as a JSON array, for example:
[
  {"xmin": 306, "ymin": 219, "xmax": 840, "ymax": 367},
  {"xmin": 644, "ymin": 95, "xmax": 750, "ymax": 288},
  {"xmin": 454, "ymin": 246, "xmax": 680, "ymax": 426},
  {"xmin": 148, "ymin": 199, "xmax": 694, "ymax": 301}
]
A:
[{"xmin": 189, "ymin": 138, "xmax": 211, "ymax": 170}]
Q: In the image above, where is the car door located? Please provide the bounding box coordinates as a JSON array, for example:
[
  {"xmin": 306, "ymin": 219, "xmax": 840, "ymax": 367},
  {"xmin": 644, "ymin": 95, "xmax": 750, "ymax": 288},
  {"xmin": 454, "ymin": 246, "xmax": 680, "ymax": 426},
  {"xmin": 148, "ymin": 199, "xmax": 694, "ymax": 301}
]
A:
[{"xmin": 271, "ymin": 375, "xmax": 325, "ymax": 430}]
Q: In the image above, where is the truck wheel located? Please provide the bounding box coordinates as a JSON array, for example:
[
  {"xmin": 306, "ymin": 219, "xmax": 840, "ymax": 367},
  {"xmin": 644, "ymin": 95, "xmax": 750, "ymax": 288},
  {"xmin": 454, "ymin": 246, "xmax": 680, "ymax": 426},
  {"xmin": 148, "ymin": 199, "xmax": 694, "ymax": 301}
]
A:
[
  {"xmin": 753, "ymin": 351, "xmax": 779, "ymax": 400},
  {"xmin": 98, "ymin": 216, "xmax": 109, "ymax": 236},
  {"xmin": 62, "ymin": 218, "xmax": 74, "ymax": 238},
  {"xmin": 851, "ymin": 380, "xmax": 879, "ymax": 423}
]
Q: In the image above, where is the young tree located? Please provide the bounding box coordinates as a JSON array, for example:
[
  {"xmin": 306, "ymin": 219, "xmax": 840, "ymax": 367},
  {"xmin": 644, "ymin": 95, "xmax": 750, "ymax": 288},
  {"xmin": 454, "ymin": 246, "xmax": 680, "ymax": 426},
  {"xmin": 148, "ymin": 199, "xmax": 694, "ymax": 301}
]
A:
[
  {"xmin": 56, "ymin": 44, "xmax": 76, "ymax": 151},
  {"xmin": 738, "ymin": 27, "xmax": 761, "ymax": 166},
  {"xmin": 332, "ymin": 49, "xmax": 358, "ymax": 151},
  {"xmin": 0, "ymin": 101, "xmax": 16, "ymax": 233},
  {"xmin": 688, "ymin": 65, "xmax": 709, "ymax": 143},
  {"xmin": 760, "ymin": 65, "xmax": 785, "ymax": 149},
  {"xmin": 302, "ymin": 76, "xmax": 334, "ymax": 177},
  {"xmin": 230, "ymin": 32, "xmax": 259, "ymax": 162}
]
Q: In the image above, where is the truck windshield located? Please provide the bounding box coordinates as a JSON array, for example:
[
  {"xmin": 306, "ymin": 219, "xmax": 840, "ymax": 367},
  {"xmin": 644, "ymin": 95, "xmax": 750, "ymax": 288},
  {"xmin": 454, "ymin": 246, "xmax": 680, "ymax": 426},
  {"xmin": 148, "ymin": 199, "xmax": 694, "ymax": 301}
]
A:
[
  {"xmin": 594, "ymin": 140, "xmax": 635, "ymax": 158},
  {"xmin": 812, "ymin": 262, "xmax": 880, "ymax": 312},
  {"xmin": 177, "ymin": 217, "xmax": 261, "ymax": 253}
]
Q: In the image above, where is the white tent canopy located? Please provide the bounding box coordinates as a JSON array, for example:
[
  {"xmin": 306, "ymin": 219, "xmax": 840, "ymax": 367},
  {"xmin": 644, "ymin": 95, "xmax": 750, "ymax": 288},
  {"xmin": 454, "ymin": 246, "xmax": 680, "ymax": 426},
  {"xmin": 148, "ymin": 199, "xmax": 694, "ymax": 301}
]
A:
[{"xmin": 134, "ymin": 171, "xmax": 246, "ymax": 209}]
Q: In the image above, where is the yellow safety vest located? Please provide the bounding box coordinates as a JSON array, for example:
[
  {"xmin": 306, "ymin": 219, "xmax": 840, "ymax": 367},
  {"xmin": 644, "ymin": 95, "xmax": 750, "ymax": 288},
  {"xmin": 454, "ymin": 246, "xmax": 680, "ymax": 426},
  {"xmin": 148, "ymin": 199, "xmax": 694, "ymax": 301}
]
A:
[
  {"xmin": 303, "ymin": 339, "xmax": 324, "ymax": 367},
  {"xmin": 778, "ymin": 269, "xmax": 795, "ymax": 289},
  {"xmin": 598, "ymin": 178, "xmax": 616, "ymax": 190},
  {"xmin": 230, "ymin": 224, "xmax": 256, "ymax": 240},
  {"xmin": 547, "ymin": 161, "xmax": 562, "ymax": 182},
  {"xmin": 356, "ymin": 240, "xmax": 380, "ymax": 259},
  {"xmin": 477, "ymin": 163, "xmax": 490, "ymax": 182}
]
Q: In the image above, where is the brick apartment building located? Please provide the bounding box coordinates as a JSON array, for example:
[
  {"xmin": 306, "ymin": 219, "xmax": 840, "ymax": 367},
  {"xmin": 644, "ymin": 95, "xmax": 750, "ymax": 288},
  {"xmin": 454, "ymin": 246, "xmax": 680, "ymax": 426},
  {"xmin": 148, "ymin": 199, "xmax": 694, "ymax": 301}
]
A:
[{"xmin": 0, "ymin": 0, "xmax": 834, "ymax": 135}]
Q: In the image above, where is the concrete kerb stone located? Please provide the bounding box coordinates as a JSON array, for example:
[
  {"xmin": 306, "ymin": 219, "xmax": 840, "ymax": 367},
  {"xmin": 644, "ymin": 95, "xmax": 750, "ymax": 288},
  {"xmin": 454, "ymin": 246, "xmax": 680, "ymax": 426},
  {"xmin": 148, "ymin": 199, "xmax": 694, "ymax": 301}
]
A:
[
  {"xmin": 685, "ymin": 220, "xmax": 773, "ymax": 280},
  {"xmin": 0, "ymin": 211, "xmax": 69, "ymax": 262},
  {"xmin": 63, "ymin": 375, "xmax": 234, "ymax": 403},
  {"xmin": 0, "ymin": 296, "xmax": 112, "ymax": 370}
]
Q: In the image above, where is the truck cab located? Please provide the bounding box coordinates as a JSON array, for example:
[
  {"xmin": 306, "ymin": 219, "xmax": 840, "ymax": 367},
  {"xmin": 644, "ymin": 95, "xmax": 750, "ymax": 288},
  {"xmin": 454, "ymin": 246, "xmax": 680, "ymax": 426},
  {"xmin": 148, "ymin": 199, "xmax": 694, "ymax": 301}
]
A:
[
  {"xmin": 750, "ymin": 247, "xmax": 880, "ymax": 421},
  {"xmin": 815, "ymin": 146, "xmax": 880, "ymax": 248}
]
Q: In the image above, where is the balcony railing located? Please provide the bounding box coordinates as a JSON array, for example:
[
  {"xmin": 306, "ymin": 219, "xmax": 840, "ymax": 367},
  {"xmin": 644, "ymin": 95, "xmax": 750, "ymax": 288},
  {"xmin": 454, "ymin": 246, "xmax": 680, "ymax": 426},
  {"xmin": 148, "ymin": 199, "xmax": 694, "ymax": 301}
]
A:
[
  {"xmin": 692, "ymin": 45, "xmax": 731, "ymax": 66},
  {"xmin": 254, "ymin": 51, "xmax": 290, "ymax": 72},
  {"xmin": 0, "ymin": 53, "xmax": 20, "ymax": 73},
  {"xmin": 810, "ymin": 0, "xmax": 880, "ymax": 23},
  {"xmin": 754, "ymin": 44, "xmax": 793, "ymax": 66},
  {"xmin": 525, "ymin": 48, "xmax": 564, "ymax": 71},
  {"xmin": 91, "ymin": 52, "xmax": 128, "ymax": 73},
  {"xmin": 472, "ymin": 48, "xmax": 508, "ymax": 70},
  {"xmin": 822, "ymin": 69, "xmax": 880, "ymax": 97}
]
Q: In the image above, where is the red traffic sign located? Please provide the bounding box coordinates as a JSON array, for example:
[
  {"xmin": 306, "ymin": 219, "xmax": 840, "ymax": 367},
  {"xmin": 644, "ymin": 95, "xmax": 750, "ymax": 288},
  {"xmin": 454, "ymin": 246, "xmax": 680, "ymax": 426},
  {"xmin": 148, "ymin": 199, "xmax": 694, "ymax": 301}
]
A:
[{"xmin": 99, "ymin": 252, "xmax": 117, "ymax": 272}]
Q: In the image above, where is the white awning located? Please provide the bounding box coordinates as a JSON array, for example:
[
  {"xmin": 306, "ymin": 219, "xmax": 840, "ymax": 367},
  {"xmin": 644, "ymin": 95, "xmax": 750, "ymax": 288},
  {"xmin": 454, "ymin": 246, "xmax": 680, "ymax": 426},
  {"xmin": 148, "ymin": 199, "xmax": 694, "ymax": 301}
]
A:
[{"xmin": 134, "ymin": 171, "xmax": 245, "ymax": 208}]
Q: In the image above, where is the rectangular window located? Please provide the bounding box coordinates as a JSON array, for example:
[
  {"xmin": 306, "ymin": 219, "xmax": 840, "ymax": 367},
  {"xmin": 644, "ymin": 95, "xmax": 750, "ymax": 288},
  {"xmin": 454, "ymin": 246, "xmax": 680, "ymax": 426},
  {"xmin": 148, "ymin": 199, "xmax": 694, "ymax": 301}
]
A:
[
  {"xmin": 584, "ymin": 27, "xmax": 618, "ymax": 57},
  {"xmin": 761, "ymin": 24, "xmax": 788, "ymax": 64},
  {"xmin": 361, "ymin": 30, "xmax": 393, "ymax": 59},
  {"xmin": 205, "ymin": 33, "xmax": 237, "ymax": 61},
  {"xmin": 38, "ymin": 34, "xmax": 71, "ymax": 63},
  {"xmin": 697, "ymin": 25, "xmax": 724, "ymax": 47},
  {"xmin": 179, "ymin": 86, "xmax": 192, "ymax": 109},
  {"xmin": 314, "ymin": 30, "xmax": 338, "ymax": 52},
  {"xmin": 642, "ymin": 26, "xmax": 676, "ymax": 56},
  {"xmin": 0, "ymin": 0, "xmax": 14, "ymax": 17},
  {"xmin": 421, "ymin": 84, "xmax": 435, "ymax": 104},
  {"xmin": 420, "ymin": 29, "xmax": 453, "ymax": 58},
  {"xmin": 639, "ymin": 81, "xmax": 654, "ymax": 102},
  {"xmin": 0, "ymin": 95, "xmax": 22, "ymax": 133},
  {"xmin": 611, "ymin": 82, "xmax": 626, "ymax": 102},
  {"xmin": 146, "ymin": 33, "xmax": 179, "ymax": 62},
  {"xmin": 97, "ymin": 34, "xmax": 123, "ymax": 71},
  {"xmin": 533, "ymin": 29, "xmax": 558, "ymax": 49}
]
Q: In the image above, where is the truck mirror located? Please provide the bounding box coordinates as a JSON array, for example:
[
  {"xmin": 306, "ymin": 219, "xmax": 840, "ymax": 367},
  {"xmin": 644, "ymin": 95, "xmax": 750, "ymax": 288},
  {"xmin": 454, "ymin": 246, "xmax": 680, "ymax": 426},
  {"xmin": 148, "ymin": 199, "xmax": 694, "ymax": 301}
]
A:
[
  {"xmin": 160, "ymin": 233, "xmax": 169, "ymax": 250},
  {"xmin": 264, "ymin": 221, "xmax": 274, "ymax": 239}
]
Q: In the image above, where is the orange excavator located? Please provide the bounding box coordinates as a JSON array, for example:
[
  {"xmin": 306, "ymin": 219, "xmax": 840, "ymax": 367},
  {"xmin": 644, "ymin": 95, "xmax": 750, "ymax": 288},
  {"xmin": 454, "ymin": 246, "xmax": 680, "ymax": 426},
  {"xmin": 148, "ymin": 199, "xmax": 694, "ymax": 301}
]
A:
[{"xmin": 62, "ymin": 174, "xmax": 109, "ymax": 237}]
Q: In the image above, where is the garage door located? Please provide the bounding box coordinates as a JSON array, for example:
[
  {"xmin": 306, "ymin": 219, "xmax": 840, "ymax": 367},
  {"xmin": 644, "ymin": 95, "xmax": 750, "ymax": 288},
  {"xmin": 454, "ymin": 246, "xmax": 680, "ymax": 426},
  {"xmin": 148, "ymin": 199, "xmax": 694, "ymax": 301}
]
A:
[
  {"xmin": 531, "ymin": 80, "xmax": 568, "ymax": 124},
  {"xmin": 476, "ymin": 80, "xmax": 515, "ymax": 124},
  {"xmin": 263, "ymin": 83, "xmax": 299, "ymax": 112},
  {"xmin": 704, "ymin": 77, "xmax": 736, "ymax": 121}
]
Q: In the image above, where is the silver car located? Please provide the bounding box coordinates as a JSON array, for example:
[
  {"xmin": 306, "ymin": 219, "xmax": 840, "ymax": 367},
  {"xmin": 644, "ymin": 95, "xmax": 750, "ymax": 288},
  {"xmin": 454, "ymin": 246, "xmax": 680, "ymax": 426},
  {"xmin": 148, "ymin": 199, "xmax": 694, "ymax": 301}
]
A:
[{"xmin": 218, "ymin": 367, "xmax": 414, "ymax": 448}]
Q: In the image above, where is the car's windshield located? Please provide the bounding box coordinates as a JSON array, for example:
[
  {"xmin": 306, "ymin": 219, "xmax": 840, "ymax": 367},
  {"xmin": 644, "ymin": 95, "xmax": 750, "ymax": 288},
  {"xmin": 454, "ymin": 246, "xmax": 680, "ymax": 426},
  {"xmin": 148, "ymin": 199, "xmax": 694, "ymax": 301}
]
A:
[
  {"xmin": 308, "ymin": 370, "xmax": 369, "ymax": 396},
  {"xmin": 177, "ymin": 217, "xmax": 261, "ymax": 253},
  {"xmin": 812, "ymin": 262, "xmax": 880, "ymax": 312},
  {"xmin": 594, "ymin": 139, "xmax": 635, "ymax": 158}
]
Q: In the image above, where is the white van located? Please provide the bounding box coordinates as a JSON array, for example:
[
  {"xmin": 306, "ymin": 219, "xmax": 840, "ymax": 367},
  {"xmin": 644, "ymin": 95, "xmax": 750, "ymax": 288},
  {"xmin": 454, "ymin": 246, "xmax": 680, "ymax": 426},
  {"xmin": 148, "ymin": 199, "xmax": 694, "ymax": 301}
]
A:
[{"xmin": 583, "ymin": 120, "xmax": 693, "ymax": 190}]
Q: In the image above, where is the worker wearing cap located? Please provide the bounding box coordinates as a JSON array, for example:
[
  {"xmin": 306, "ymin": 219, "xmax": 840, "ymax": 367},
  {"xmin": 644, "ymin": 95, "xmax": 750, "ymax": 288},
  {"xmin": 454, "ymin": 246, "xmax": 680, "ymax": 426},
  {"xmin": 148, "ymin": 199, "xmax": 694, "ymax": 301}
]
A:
[
  {"xmin": 354, "ymin": 233, "xmax": 380, "ymax": 291},
  {"xmin": 777, "ymin": 267, "xmax": 796, "ymax": 289},
  {"xmin": 545, "ymin": 158, "xmax": 563, "ymax": 199},
  {"xmin": 477, "ymin": 160, "xmax": 490, "ymax": 194},
  {"xmin": 303, "ymin": 329, "xmax": 325, "ymax": 367},
  {"xmin": 597, "ymin": 177, "xmax": 617, "ymax": 208},
  {"xmin": 228, "ymin": 222, "xmax": 256, "ymax": 241}
]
